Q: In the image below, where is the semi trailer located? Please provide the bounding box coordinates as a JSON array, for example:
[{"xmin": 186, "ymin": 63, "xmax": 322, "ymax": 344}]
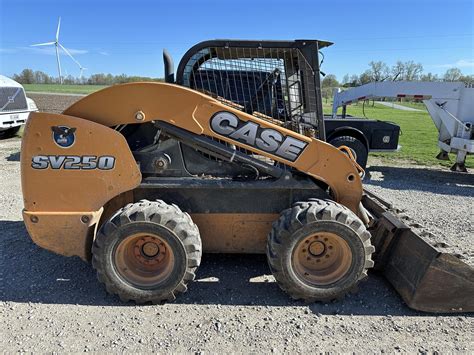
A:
[{"xmin": 333, "ymin": 81, "xmax": 474, "ymax": 171}]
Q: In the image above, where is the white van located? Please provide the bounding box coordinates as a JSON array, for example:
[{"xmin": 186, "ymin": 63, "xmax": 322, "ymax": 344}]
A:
[{"xmin": 0, "ymin": 75, "xmax": 38, "ymax": 138}]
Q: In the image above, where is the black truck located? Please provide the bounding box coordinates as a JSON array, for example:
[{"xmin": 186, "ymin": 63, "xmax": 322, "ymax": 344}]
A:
[{"xmin": 323, "ymin": 115, "xmax": 400, "ymax": 168}]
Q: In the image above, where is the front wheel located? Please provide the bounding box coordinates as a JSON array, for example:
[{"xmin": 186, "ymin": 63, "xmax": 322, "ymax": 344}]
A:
[
  {"xmin": 92, "ymin": 199, "xmax": 202, "ymax": 304},
  {"xmin": 267, "ymin": 199, "xmax": 374, "ymax": 302}
]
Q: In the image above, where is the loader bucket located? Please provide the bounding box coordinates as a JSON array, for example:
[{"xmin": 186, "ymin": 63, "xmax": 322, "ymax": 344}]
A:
[{"xmin": 362, "ymin": 190, "xmax": 474, "ymax": 313}]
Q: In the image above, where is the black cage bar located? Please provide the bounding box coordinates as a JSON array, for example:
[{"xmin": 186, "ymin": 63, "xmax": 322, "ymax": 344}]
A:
[{"xmin": 176, "ymin": 40, "xmax": 330, "ymax": 140}]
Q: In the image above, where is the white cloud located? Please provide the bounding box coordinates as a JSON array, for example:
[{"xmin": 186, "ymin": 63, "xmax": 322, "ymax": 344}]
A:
[
  {"xmin": 98, "ymin": 51, "xmax": 109, "ymax": 56},
  {"xmin": 455, "ymin": 59, "xmax": 474, "ymax": 68},
  {"xmin": 432, "ymin": 59, "xmax": 474, "ymax": 69}
]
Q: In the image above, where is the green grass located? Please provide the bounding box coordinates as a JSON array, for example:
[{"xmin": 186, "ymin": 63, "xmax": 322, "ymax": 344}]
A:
[
  {"xmin": 323, "ymin": 101, "xmax": 473, "ymax": 169},
  {"xmin": 23, "ymin": 84, "xmax": 108, "ymax": 94}
]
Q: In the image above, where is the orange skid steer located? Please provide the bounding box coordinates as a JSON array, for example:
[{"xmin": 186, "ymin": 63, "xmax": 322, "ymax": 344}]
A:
[{"xmin": 21, "ymin": 40, "xmax": 473, "ymax": 312}]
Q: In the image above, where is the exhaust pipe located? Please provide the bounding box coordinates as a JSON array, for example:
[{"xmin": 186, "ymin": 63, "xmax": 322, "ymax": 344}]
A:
[{"xmin": 163, "ymin": 49, "xmax": 175, "ymax": 83}]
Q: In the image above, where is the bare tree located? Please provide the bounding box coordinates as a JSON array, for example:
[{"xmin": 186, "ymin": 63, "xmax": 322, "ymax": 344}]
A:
[
  {"xmin": 368, "ymin": 61, "xmax": 390, "ymax": 81},
  {"xmin": 348, "ymin": 74, "xmax": 359, "ymax": 87},
  {"xmin": 391, "ymin": 61, "xmax": 405, "ymax": 80},
  {"xmin": 342, "ymin": 74, "xmax": 350, "ymax": 85},
  {"xmin": 34, "ymin": 71, "xmax": 52, "ymax": 84},
  {"xmin": 404, "ymin": 61, "xmax": 423, "ymax": 81},
  {"xmin": 443, "ymin": 68, "xmax": 462, "ymax": 81},
  {"xmin": 359, "ymin": 70, "xmax": 372, "ymax": 85},
  {"xmin": 390, "ymin": 61, "xmax": 423, "ymax": 81}
]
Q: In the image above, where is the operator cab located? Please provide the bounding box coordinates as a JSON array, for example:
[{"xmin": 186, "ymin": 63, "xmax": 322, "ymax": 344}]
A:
[{"xmin": 164, "ymin": 39, "xmax": 332, "ymax": 141}]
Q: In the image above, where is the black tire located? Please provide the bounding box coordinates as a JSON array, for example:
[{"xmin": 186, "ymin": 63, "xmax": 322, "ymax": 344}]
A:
[
  {"xmin": 0, "ymin": 126, "xmax": 21, "ymax": 139},
  {"xmin": 329, "ymin": 135, "xmax": 368, "ymax": 169},
  {"xmin": 267, "ymin": 199, "xmax": 374, "ymax": 302},
  {"xmin": 92, "ymin": 199, "xmax": 202, "ymax": 304}
]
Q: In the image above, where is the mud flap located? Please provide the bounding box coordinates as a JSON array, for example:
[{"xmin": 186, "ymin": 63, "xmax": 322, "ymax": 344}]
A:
[{"xmin": 363, "ymin": 191, "xmax": 474, "ymax": 313}]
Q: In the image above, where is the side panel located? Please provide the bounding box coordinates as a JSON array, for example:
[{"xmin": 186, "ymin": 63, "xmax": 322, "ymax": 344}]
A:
[
  {"xmin": 22, "ymin": 113, "xmax": 141, "ymax": 211},
  {"xmin": 23, "ymin": 210, "xmax": 102, "ymax": 260},
  {"xmin": 21, "ymin": 112, "xmax": 141, "ymax": 259},
  {"xmin": 191, "ymin": 213, "xmax": 278, "ymax": 253}
]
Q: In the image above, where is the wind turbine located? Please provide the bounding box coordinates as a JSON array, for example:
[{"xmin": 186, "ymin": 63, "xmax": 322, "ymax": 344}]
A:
[
  {"xmin": 60, "ymin": 44, "xmax": 87, "ymax": 78},
  {"xmin": 31, "ymin": 17, "xmax": 86, "ymax": 83}
]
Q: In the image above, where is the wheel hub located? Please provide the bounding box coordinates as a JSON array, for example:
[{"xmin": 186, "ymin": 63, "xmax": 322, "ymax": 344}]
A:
[
  {"xmin": 142, "ymin": 241, "xmax": 160, "ymax": 257},
  {"xmin": 309, "ymin": 241, "xmax": 325, "ymax": 256},
  {"xmin": 292, "ymin": 232, "xmax": 352, "ymax": 286},
  {"xmin": 114, "ymin": 233, "xmax": 174, "ymax": 288},
  {"xmin": 132, "ymin": 236, "xmax": 167, "ymax": 265}
]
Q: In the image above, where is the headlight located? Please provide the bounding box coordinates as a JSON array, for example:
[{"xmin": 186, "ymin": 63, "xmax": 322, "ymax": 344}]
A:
[{"xmin": 27, "ymin": 99, "xmax": 38, "ymax": 111}]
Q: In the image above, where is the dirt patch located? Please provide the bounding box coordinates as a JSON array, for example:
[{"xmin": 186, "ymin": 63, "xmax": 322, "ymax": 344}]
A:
[{"xmin": 28, "ymin": 93, "xmax": 83, "ymax": 114}]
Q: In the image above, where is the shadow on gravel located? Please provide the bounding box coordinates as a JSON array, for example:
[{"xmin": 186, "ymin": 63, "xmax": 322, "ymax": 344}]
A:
[
  {"xmin": 0, "ymin": 219, "xmax": 444, "ymax": 317},
  {"xmin": 364, "ymin": 165, "xmax": 474, "ymax": 197},
  {"xmin": 6, "ymin": 151, "xmax": 20, "ymax": 162}
]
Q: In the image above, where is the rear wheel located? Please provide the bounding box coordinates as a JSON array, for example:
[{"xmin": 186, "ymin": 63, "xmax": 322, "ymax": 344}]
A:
[
  {"xmin": 329, "ymin": 135, "xmax": 368, "ymax": 169},
  {"xmin": 92, "ymin": 199, "xmax": 202, "ymax": 304},
  {"xmin": 267, "ymin": 199, "xmax": 374, "ymax": 302}
]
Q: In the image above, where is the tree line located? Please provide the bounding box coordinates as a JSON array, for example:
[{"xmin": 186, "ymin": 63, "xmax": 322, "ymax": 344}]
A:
[
  {"xmin": 320, "ymin": 61, "xmax": 474, "ymax": 102},
  {"xmin": 338, "ymin": 61, "xmax": 473, "ymax": 87},
  {"xmin": 11, "ymin": 62, "xmax": 473, "ymax": 90},
  {"xmin": 11, "ymin": 69, "xmax": 162, "ymax": 85}
]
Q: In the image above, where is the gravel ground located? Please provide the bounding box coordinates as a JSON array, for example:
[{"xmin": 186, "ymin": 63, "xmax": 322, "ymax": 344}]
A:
[{"xmin": 1, "ymin": 94, "xmax": 473, "ymax": 353}]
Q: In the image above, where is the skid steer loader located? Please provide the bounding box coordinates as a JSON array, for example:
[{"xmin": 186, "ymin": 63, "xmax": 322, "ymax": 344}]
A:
[{"xmin": 21, "ymin": 40, "xmax": 473, "ymax": 312}]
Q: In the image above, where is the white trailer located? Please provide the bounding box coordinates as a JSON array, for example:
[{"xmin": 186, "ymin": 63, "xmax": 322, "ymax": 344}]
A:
[
  {"xmin": 332, "ymin": 81, "xmax": 474, "ymax": 171},
  {"xmin": 0, "ymin": 75, "xmax": 38, "ymax": 139}
]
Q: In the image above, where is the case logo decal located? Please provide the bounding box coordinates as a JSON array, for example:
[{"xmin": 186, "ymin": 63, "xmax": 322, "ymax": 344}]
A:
[
  {"xmin": 52, "ymin": 126, "xmax": 76, "ymax": 148},
  {"xmin": 210, "ymin": 111, "xmax": 308, "ymax": 162},
  {"xmin": 31, "ymin": 155, "xmax": 115, "ymax": 170}
]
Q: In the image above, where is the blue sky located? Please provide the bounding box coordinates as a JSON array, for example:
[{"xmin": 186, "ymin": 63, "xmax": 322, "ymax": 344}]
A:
[{"xmin": 1, "ymin": 0, "xmax": 473, "ymax": 80}]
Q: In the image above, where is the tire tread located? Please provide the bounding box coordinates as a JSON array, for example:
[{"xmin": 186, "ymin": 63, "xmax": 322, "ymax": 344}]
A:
[
  {"xmin": 267, "ymin": 199, "xmax": 374, "ymax": 302},
  {"xmin": 92, "ymin": 199, "xmax": 202, "ymax": 304}
]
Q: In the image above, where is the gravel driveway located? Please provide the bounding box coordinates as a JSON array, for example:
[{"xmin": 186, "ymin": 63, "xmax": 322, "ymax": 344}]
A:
[{"xmin": 1, "ymin": 94, "xmax": 472, "ymax": 353}]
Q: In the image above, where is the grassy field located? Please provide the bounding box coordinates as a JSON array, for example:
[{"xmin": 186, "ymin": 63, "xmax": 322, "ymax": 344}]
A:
[
  {"xmin": 324, "ymin": 101, "xmax": 473, "ymax": 169},
  {"xmin": 23, "ymin": 84, "xmax": 107, "ymax": 94}
]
